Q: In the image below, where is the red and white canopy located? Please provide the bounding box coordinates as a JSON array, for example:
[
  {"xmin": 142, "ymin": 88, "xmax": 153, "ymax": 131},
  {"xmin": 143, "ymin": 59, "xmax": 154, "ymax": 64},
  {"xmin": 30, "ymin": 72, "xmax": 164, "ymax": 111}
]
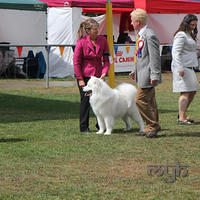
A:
[{"xmin": 40, "ymin": 0, "xmax": 200, "ymax": 13}]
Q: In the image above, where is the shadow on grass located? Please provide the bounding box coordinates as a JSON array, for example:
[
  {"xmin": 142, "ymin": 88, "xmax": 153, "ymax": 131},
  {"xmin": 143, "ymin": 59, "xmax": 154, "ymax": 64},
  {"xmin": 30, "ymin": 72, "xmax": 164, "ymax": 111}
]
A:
[
  {"xmin": 168, "ymin": 132, "xmax": 200, "ymax": 137},
  {"xmin": 112, "ymin": 128, "xmax": 139, "ymax": 134},
  {"xmin": 159, "ymin": 109, "xmax": 177, "ymax": 114},
  {"xmin": 0, "ymin": 138, "xmax": 27, "ymax": 143},
  {"xmin": 87, "ymin": 128, "xmax": 140, "ymax": 134},
  {"xmin": 193, "ymin": 121, "xmax": 200, "ymax": 125},
  {"xmin": 91, "ymin": 128, "xmax": 141, "ymax": 135},
  {"xmin": 112, "ymin": 132, "xmax": 200, "ymax": 138},
  {"xmin": 0, "ymin": 93, "xmax": 80, "ymax": 123}
]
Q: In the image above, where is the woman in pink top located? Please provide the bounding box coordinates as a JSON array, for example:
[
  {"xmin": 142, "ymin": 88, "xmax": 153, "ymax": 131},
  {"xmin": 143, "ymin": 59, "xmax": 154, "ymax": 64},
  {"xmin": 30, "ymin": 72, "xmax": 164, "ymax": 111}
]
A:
[{"xmin": 73, "ymin": 18, "xmax": 110, "ymax": 133}]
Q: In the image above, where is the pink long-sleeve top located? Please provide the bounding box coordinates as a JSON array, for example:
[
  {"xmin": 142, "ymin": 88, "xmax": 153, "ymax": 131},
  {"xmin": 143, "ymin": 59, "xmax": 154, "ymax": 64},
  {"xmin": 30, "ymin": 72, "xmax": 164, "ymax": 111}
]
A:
[{"xmin": 73, "ymin": 35, "xmax": 110, "ymax": 80}]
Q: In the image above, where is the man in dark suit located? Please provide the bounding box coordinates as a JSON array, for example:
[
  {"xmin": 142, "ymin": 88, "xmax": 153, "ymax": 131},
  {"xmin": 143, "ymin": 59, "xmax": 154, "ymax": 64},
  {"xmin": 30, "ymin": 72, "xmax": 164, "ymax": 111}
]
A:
[{"xmin": 129, "ymin": 8, "xmax": 162, "ymax": 138}]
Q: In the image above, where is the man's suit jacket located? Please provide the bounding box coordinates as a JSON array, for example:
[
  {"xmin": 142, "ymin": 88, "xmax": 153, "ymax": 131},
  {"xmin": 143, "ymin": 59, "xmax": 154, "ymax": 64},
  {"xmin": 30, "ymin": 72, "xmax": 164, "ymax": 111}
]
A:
[
  {"xmin": 134, "ymin": 28, "xmax": 161, "ymax": 88},
  {"xmin": 73, "ymin": 34, "xmax": 110, "ymax": 80}
]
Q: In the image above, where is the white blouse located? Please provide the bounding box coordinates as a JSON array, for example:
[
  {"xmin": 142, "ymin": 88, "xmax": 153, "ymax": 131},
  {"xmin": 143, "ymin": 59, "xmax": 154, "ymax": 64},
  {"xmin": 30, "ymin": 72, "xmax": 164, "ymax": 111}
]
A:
[{"xmin": 171, "ymin": 31, "xmax": 198, "ymax": 71}]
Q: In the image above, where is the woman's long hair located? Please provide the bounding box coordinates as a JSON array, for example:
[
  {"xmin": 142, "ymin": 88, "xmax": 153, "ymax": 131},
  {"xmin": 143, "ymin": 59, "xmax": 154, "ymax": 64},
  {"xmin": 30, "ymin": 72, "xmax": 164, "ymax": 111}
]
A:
[
  {"xmin": 77, "ymin": 18, "xmax": 99, "ymax": 39},
  {"xmin": 174, "ymin": 14, "xmax": 198, "ymax": 40}
]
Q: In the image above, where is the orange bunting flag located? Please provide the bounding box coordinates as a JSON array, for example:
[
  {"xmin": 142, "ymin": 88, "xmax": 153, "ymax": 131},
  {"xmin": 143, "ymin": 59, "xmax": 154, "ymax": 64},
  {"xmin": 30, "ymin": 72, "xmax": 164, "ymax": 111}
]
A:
[
  {"xmin": 125, "ymin": 46, "xmax": 130, "ymax": 54},
  {"xmin": 17, "ymin": 46, "xmax": 23, "ymax": 57},
  {"xmin": 59, "ymin": 46, "xmax": 65, "ymax": 56}
]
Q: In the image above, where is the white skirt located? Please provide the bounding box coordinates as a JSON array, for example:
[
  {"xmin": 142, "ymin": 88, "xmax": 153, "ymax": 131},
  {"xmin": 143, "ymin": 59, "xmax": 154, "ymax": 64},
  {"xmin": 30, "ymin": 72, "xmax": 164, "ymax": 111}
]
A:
[{"xmin": 172, "ymin": 67, "xmax": 199, "ymax": 93}]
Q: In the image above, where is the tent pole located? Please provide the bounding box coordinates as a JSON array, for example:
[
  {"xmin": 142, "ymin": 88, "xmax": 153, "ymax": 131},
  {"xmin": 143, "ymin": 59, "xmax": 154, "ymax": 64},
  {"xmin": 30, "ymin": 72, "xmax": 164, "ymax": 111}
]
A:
[
  {"xmin": 45, "ymin": 46, "xmax": 50, "ymax": 88},
  {"xmin": 106, "ymin": 0, "xmax": 115, "ymax": 88},
  {"xmin": 45, "ymin": 9, "xmax": 49, "ymax": 89}
]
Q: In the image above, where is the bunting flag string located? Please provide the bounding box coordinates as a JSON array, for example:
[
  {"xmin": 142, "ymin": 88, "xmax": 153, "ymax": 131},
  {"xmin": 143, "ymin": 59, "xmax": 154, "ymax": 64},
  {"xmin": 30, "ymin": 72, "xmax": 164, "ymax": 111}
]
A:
[
  {"xmin": 125, "ymin": 46, "xmax": 130, "ymax": 54},
  {"xmin": 59, "ymin": 46, "xmax": 65, "ymax": 56},
  {"xmin": 17, "ymin": 46, "xmax": 23, "ymax": 57}
]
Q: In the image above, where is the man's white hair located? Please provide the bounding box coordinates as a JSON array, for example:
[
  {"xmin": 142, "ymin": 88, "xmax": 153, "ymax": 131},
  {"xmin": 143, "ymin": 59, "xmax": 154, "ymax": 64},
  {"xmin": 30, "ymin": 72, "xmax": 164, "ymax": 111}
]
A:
[{"xmin": 130, "ymin": 8, "xmax": 147, "ymax": 25}]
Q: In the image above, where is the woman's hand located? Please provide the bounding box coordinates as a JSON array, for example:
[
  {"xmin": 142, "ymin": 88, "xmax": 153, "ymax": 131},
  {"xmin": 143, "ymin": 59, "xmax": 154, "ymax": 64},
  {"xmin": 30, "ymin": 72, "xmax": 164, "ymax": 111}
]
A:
[
  {"xmin": 100, "ymin": 73, "xmax": 106, "ymax": 81},
  {"xmin": 78, "ymin": 79, "xmax": 85, "ymax": 87},
  {"xmin": 151, "ymin": 79, "xmax": 158, "ymax": 85},
  {"xmin": 179, "ymin": 70, "xmax": 184, "ymax": 77}
]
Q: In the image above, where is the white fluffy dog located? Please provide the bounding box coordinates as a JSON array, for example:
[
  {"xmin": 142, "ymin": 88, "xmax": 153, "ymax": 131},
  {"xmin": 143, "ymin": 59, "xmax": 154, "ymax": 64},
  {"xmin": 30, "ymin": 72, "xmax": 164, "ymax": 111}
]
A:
[{"xmin": 83, "ymin": 76, "xmax": 144, "ymax": 135}]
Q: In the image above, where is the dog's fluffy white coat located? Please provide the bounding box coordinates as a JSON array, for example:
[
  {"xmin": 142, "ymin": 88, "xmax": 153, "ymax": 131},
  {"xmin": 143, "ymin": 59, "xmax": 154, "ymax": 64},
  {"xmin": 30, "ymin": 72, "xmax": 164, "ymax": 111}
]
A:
[{"xmin": 83, "ymin": 76, "xmax": 144, "ymax": 135}]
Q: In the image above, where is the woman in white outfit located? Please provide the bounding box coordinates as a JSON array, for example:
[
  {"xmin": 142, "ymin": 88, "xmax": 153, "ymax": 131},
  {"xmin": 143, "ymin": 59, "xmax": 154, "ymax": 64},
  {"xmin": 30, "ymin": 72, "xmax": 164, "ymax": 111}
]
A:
[{"xmin": 171, "ymin": 14, "xmax": 199, "ymax": 125}]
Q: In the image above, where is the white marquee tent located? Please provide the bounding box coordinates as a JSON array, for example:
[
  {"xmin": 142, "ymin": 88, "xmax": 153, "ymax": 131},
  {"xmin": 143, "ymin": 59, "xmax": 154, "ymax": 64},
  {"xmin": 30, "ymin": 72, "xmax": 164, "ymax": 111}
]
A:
[
  {"xmin": 0, "ymin": 0, "xmax": 47, "ymax": 57},
  {"xmin": 1, "ymin": 0, "xmax": 200, "ymax": 78},
  {"xmin": 48, "ymin": 7, "xmax": 200, "ymax": 77}
]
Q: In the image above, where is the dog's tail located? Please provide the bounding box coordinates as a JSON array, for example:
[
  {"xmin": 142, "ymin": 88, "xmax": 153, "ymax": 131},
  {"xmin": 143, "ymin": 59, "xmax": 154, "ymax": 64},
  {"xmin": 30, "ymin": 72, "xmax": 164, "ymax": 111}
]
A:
[{"xmin": 116, "ymin": 83, "xmax": 137, "ymax": 108}]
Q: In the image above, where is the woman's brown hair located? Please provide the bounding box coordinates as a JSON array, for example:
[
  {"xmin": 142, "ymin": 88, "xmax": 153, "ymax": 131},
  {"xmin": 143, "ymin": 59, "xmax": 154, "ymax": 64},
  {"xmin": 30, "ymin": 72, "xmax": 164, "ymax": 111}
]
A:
[
  {"xmin": 77, "ymin": 18, "xmax": 99, "ymax": 39},
  {"xmin": 174, "ymin": 14, "xmax": 198, "ymax": 40}
]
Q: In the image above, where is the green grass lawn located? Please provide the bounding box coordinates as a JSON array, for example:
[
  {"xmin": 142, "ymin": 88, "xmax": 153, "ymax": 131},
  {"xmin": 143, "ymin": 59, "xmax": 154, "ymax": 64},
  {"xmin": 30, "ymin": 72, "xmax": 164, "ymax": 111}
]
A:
[{"xmin": 0, "ymin": 74, "xmax": 200, "ymax": 200}]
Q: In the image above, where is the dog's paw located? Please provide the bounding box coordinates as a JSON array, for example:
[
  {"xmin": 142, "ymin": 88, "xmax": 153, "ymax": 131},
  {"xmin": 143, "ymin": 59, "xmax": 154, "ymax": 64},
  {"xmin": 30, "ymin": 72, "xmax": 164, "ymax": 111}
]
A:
[
  {"xmin": 124, "ymin": 127, "xmax": 133, "ymax": 132},
  {"xmin": 104, "ymin": 132, "xmax": 111, "ymax": 135},
  {"xmin": 96, "ymin": 131, "xmax": 104, "ymax": 134}
]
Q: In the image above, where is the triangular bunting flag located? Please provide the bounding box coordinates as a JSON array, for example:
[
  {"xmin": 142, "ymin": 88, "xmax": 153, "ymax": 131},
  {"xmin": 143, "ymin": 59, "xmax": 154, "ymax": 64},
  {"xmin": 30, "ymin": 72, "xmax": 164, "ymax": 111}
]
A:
[
  {"xmin": 32, "ymin": 47, "xmax": 37, "ymax": 56},
  {"xmin": 59, "ymin": 46, "xmax": 65, "ymax": 56},
  {"xmin": 126, "ymin": 46, "xmax": 130, "ymax": 54},
  {"xmin": 17, "ymin": 46, "xmax": 22, "ymax": 57},
  {"xmin": 46, "ymin": 46, "xmax": 51, "ymax": 52},
  {"xmin": 114, "ymin": 45, "xmax": 118, "ymax": 55}
]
